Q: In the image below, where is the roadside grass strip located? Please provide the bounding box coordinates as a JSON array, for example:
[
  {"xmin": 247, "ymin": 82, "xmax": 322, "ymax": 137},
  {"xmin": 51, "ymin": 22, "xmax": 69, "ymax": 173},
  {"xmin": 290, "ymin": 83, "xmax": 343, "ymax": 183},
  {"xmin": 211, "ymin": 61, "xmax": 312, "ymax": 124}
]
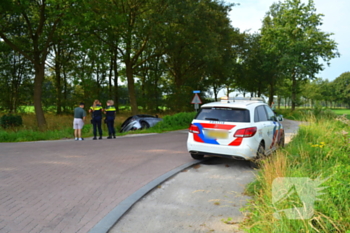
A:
[
  {"xmin": 0, "ymin": 112, "xmax": 196, "ymax": 142},
  {"xmin": 241, "ymin": 114, "xmax": 350, "ymax": 233}
]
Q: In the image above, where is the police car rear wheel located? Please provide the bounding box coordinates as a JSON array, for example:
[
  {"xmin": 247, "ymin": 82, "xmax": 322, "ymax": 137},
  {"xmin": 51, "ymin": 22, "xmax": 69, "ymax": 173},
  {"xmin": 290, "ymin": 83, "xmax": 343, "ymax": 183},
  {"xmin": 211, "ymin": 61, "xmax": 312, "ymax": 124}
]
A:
[
  {"xmin": 256, "ymin": 142, "xmax": 265, "ymax": 159},
  {"xmin": 191, "ymin": 153, "xmax": 204, "ymax": 160},
  {"xmin": 249, "ymin": 160, "xmax": 259, "ymax": 169},
  {"xmin": 278, "ymin": 135, "xmax": 285, "ymax": 148},
  {"xmin": 250, "ymin": 142, "xmax": 265, "ymax": 169}
]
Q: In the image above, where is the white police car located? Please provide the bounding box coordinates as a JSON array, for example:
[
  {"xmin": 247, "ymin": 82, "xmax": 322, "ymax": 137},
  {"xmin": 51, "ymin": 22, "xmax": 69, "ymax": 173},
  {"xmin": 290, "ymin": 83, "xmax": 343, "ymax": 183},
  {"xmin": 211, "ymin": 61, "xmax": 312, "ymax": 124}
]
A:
[{"xmin": 187, "ymin": 97, "xmax": 284, "ymax": 162}]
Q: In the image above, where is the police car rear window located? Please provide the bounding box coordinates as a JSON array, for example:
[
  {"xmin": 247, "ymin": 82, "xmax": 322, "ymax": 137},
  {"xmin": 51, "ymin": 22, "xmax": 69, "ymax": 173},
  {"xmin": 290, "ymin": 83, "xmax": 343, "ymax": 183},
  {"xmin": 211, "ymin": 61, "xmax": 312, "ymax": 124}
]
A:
[{"xmin": 195, "ymin": 108, "xmax": 250, "ymax": 122}]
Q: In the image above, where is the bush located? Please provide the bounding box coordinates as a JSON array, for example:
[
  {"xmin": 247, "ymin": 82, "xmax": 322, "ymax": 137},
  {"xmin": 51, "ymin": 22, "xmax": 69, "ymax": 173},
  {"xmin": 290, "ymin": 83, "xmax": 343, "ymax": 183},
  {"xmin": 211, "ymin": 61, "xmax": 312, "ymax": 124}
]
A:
[
  {"xmin": 152, "ymin": 112, "xmax": 197, "ymax": 131},
  {"xmin": 0, "ymin": 114, "xmax": 23, "ymax": 128}
]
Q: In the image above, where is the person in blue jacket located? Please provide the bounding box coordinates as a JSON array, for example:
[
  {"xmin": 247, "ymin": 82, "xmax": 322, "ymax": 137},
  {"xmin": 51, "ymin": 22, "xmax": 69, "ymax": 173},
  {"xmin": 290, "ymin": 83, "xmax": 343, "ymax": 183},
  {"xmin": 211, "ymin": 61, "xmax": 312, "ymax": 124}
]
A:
[
  {"xmin": 104, "ymin": 100, "xmax": 116, "ymax": 139},
  {"xmin": 89, "ymin": 99, "xmax": 104, "ymax": 140}
]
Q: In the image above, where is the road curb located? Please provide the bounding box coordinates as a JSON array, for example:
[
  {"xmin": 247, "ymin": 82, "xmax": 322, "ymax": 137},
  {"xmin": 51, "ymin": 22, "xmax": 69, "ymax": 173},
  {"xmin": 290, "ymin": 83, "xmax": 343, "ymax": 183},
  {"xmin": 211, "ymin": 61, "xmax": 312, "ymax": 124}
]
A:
[{"xmin": 88, "ymin": 158, "xmax": 208, "ymax": 233}]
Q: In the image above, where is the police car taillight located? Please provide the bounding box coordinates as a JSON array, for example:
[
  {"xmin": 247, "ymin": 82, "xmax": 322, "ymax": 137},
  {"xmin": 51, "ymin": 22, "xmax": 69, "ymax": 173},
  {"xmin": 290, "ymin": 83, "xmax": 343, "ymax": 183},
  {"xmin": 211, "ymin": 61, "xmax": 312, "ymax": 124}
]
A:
[
  {"xmin": 234, "ymin": 127, "xmax": 257, "ymax": 138},
  {"xmin": 189, "ymin": 124, "xmax": 200, "ymax": 134}
]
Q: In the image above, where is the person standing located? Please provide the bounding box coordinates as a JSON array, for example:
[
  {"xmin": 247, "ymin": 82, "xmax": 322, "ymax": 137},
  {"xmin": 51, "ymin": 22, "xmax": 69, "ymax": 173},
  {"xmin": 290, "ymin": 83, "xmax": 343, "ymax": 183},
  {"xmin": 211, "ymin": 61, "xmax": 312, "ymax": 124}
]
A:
[
  {"xmin": 73, "ymin": 102, "xmax": 86, "ymax": 141},
  {"xmin": 89, "ymin": 99, "xmax": 104, "ymax": 140},
  {"xmin": 104, "ymin": 100, "xmax": 116, "ymax": 139}
]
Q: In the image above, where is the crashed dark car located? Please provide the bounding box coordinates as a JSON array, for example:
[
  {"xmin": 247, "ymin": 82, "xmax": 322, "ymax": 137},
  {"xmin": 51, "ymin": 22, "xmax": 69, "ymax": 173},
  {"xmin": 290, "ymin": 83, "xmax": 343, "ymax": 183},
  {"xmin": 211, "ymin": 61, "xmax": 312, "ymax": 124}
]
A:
[{"xmin": 119, "ymin": 114, "xmax": 163, "ymax": 133}]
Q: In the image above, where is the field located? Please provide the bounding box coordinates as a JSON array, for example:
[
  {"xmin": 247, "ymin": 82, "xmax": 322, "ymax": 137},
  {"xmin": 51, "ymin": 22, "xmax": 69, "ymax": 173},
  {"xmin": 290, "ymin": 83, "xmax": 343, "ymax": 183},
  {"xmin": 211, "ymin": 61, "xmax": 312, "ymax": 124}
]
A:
[{"xmin": 331, "ymin": 109, "xmax": 350, "ymax": 117}]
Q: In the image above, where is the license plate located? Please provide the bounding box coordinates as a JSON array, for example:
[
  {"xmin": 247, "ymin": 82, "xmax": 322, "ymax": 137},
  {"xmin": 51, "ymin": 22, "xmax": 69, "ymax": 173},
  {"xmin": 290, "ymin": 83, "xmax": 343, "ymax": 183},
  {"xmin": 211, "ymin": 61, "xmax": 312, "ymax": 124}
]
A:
[{"xmin": 206, "ymin": 130, "xmax": 228, "ymax": 139}]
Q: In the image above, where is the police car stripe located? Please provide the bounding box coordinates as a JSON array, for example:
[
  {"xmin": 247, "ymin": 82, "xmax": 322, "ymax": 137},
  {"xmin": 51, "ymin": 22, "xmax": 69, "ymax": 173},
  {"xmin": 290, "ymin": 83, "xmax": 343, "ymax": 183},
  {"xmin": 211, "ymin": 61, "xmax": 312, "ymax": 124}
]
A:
[
  {"xmin": 193, "ymin": 123, "xmax": 219, "ymax": 144},
  {"xmin": 228, "ymin": 137, "xmax": 243, "ymax": 146},
  {"xmin": 193, "ymin": 123, "xmax": 242, "ymax": 145},
  {"xmin": 200, "ymin": 123, "xmax": 236, "ymax": 130}
]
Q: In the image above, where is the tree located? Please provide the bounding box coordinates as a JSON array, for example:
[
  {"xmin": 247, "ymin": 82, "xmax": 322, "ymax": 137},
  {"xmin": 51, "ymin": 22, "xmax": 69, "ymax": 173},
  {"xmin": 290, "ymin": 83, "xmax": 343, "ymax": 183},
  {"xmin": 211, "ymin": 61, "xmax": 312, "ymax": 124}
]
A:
[
  {"xmin": 0, "ymin": 42, "xmax": 33, "ymax": 112},
  {"xmin": 332, "ymin": 72, "xmax": 350, "ymax": 108},
  {"xmin": 161, "ymin": 0, "xmax": 236, "ymax": 110},
  {"xmin": 236, "ymin": 32, "xmax": 271, "ymax": 98},
  {"xmin": 301, "ymin": 78, "xmax": 323, "ymax": 107},
  {"xmin": 96, "ymin": 0, "xmax": 168, "ymax": 115},
  {"xmin": 204, "ymin": 24, "xmax": 243, "ymax": 100},
  {"xmin": 261, "ymin": 0, "xmax": 339, "ymax": 110},
  {"xmin": 318, "ymin": 79, "xmax": 334, "ymax": 107},
  {"xmin": 0, "ymin": 0, "xmax": 73, "ymax": 128}
]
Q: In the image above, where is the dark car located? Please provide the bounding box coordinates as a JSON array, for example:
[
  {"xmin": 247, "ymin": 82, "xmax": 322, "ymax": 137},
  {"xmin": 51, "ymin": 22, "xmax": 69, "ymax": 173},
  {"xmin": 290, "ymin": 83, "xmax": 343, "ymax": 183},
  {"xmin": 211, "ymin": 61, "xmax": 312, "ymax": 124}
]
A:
[{"xmin": 120, "ymin": 114, "xmax": 163, "ymax": 133}]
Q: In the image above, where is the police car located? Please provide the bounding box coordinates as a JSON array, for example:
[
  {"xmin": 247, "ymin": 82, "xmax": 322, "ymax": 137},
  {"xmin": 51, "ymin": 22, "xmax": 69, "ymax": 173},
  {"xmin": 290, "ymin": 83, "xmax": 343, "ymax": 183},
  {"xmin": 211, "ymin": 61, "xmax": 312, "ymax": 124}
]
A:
[{"xmin": 187, "ymin": 97, "xmax": 284, "ymax": 162}]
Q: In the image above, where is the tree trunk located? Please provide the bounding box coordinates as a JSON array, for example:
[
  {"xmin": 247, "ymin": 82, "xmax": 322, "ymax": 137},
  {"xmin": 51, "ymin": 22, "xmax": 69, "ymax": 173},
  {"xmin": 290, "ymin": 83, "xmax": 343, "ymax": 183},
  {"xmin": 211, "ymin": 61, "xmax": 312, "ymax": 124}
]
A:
[
  {"xmin": 285, "ymin": 97, "xmax": 288, "ymax": 108},
  {"xmin": 291, "ymin": 73, "xmax": 297, "ymax": 111},
  {"xmin": 55, "ymin": 45, "xmax": 62, "ymax": 114},
  {"xmin": 108, "ymin": 54, "xmax": 113, "ymax": 99},
  {"xmin": 63, "ymin": 68, "xmax": 68, "ymax": 112},
  {"xmin": 277, "ymin": 96, "xmax": 281, "ymax": 109},
  {"xmin": 269, "ymin": 82, "xmax": 274, "ymax": 107},
  {"xmin": 34, "ymin": 63, "xmax": 46, "ymax": 129},
  {"xmin": 113, "ymin": 51, "xmax": 119, "ymax": 113},
  {"xmin": 154, "ymin": 76, "xmax": 159, "ymax": 112},
  {"xmin": 213, "ymin": 85, "xmax": 218, "ymax": 101},
  {"xmin": 125, "ymin": 61, "xmax": 138, "ymax": 115}
]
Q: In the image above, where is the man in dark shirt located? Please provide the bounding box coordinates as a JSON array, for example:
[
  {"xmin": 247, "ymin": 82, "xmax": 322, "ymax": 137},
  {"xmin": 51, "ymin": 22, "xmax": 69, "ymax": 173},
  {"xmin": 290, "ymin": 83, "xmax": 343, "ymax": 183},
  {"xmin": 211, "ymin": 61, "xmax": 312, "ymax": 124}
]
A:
[{"xmin": 73, "ymin": 102, "xmax": 86, "ymax": 141}]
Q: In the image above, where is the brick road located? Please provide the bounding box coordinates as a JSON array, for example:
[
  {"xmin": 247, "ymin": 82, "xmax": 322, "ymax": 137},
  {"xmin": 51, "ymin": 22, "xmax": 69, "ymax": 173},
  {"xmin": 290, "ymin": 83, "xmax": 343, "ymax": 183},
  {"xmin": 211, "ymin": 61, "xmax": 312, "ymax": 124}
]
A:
[{"xmin": 0, "ymin": 131, "xmax": 193, "ymax": 233}]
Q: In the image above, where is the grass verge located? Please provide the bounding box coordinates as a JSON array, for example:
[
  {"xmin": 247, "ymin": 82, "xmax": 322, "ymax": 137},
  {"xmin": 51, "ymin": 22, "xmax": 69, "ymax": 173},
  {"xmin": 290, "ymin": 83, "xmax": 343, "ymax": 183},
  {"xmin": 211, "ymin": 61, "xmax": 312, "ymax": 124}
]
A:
[
  {"xmin": 0, "ymin": 112, "xmax": 197, "ymax": 142},
  {"xmin": 241, "ymin": 113, "xmax": 350, "ymax": 232},
  {"xmin": 276, "ymin": 108, "xmax": 350, "ymax": 120}
]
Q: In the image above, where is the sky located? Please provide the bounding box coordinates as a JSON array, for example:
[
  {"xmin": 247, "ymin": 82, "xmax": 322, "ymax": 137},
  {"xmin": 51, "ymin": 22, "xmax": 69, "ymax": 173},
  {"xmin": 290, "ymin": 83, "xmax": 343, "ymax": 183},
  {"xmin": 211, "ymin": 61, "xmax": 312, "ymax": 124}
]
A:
[{"xmin": 226, "ymin": 0, "xmax": 350, "ymax": 81}]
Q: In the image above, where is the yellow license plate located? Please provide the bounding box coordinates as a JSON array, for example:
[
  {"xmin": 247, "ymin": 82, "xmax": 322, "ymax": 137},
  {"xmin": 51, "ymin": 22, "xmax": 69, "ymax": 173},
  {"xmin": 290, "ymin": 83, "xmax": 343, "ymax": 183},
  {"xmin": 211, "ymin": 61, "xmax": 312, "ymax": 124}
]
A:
[{"xmin": 206, "ymin": 130, "xmax": 228, "ymax": 139}]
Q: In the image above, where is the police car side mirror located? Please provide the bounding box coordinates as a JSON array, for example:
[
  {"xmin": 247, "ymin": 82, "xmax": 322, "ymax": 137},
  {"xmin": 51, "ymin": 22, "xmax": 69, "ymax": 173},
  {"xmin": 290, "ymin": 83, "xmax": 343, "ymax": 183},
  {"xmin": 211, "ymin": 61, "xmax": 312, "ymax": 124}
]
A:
[{"xmin": 276, "ymin": 115, "xmax": 284, "ymax": 121}]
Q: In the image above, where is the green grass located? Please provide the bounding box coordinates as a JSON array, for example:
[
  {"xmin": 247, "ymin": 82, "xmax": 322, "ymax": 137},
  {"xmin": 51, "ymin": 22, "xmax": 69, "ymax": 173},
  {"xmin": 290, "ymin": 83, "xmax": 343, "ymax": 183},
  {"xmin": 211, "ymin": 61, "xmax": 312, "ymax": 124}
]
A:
[
  {"xmin": 241, "ymin": 113, "xmax": 350, "ymax": 232},
  {"xmin": 275, "ymin": 107, "xmax": 343, "ymax": 121},
  {"xmin": 0, "ymin": 111, "xmax": 197, "ymax": 142},
  {"xmin": 331, "ymin": 109, "xmax": 350, "ymax": 118}
]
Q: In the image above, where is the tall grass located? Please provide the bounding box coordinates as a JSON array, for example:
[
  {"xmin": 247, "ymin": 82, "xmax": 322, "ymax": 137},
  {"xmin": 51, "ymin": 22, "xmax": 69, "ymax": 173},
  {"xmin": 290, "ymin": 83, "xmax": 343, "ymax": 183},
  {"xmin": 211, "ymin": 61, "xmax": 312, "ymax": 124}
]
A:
[
  {"xmin": 0, "ymin": 114, "xmax": 93, "ymax": 142},
  {"xmin": 276, "ymin": 108, "xmax": 350, "ymax": 121},
  {"xmin": 0, "ymin": 111, "xmax": 197, "ymax": 142},
  {"xmin": 241, "ymin": 114, "xmax": 350, "ymax": 232}
]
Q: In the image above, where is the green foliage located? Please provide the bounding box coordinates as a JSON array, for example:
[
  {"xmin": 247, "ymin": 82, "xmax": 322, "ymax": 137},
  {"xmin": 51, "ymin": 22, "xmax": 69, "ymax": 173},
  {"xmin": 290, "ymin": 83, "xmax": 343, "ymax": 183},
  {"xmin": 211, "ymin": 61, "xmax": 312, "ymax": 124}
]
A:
[
  {"xmin": 241, "ymin": 114, "xmax": 350, "ymax": 232},
  {"xmin": 150, "ymin": 112, "xmax": 197, "ymax": 132},
  {"xmin": 1, "ymin": 0, "xmax": 346, "ymax": 121},
  {"xmin": 0, "ymin": 0, "xmax": 75, "ymax": 128},
  {"xmin": 0, "ymin": 114, "xmax": 23, "ymax": 128},
  {"xmin": 260, "ymin": 0, "xmax": 339, "ymax": 110},
  {"xmin": 332, "ymin": 72, "xmax": 350, "ymax": 107},
  {"xmin": 276, "ymin": 107, "xmax": 337, "ymax": 121}
]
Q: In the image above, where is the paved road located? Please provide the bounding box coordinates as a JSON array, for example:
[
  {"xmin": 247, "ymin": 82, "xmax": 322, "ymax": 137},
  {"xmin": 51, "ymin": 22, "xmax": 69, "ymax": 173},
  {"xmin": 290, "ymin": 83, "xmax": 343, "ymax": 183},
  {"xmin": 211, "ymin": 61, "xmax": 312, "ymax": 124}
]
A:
[
  {"xmin": 0, "ymin": 131, "xmax": 193, "ymax": 233},
  {"xmin": 111, "ymin": 158, "xmax": 255, "ymax": 233},
  {"xmin": 0, "ymin": 119, "xmax": 302, "ymax": 233},
  {"xmin": 109, "ymin": 119, "xmax": 302, "ymax": 233}
]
